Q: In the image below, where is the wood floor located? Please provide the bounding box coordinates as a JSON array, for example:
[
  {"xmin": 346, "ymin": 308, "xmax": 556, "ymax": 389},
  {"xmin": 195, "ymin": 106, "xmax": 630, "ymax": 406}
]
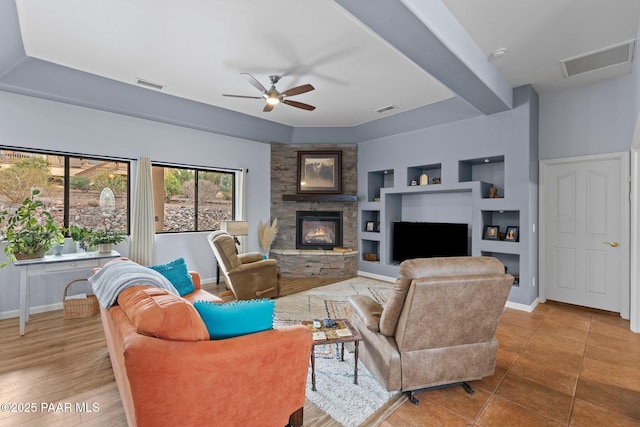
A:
[{"xmin": 1, "ymin": 279, "xmax": 639, "ymax": 426}]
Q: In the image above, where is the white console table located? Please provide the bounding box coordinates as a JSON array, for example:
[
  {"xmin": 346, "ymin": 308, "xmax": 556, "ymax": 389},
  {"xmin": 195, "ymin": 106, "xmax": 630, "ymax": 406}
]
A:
[{"xmin": 14, "ymin": 250, "xmax": 120, "ymax": 336}]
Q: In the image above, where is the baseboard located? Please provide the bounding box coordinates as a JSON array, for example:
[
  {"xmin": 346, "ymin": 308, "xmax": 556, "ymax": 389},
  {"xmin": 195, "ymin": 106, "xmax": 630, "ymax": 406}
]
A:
[
  {"xmin": 505, "ymin": 298, "xmax": 539, "ymax": 312},
  {"xmin": 357, "ymin": 271, "xmax": 396, "ymax": 283},
  {"xmin": 0, "ymin": 302, "xmax": 64, "ymax": 321}
]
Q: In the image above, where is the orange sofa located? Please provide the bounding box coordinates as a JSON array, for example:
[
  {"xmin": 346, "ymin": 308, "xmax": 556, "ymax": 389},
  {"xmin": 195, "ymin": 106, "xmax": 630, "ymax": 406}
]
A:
[{"xmin": 99, "ymin": 268, "xmax": 312, "ymax": 427}]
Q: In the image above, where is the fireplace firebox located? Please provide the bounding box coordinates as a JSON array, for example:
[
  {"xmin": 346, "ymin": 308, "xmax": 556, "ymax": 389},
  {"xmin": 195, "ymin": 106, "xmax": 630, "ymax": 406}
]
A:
[{"xmin": 296, "ymin": 211, "xmax": 343, "ymax": 250}]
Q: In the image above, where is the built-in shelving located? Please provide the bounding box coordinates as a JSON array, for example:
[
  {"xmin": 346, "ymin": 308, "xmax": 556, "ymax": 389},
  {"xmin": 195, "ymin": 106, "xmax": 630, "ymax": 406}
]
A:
[
  {"xmin": 359, "ymin": 154, "xmax": 526, "ymax": 291},
  {"xmin": 357, "ymin": 87, "xmax": 537, "ymax": 307}
]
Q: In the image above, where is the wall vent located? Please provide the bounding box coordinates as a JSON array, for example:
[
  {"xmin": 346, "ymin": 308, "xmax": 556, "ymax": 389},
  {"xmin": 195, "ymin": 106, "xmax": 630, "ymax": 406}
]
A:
[
  {"xmin": 375, "ymin": 105, "xmax": 397, "ymax": 114},
  {"xmin": 561, "ymin": 40, "xmax": 635, "ymax": 78},
  {"xmin": 136, "ymin": 78, "xmax": 164, "ymax": 90}
]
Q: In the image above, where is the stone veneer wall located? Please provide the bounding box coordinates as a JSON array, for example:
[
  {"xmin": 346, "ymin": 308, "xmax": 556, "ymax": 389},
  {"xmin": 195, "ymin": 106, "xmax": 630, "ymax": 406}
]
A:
[{"xmin": 270, "ymin": 143, "xmax": 358, "ymax": 277}]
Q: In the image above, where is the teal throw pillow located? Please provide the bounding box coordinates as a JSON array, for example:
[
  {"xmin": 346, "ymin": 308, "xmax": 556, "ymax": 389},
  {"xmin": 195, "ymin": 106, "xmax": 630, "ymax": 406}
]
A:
[
  {"xmin": 148, "ymin": 257, "xmax": 195, "ymax": 297},
  {"xmin": 193, "ymin": 299, "xmax": 275, "ymax": 340}
]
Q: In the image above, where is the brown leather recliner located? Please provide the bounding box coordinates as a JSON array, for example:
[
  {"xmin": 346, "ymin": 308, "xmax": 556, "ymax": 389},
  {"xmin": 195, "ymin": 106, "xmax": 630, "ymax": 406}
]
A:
[
  {"xmin": 208, "ymin": 230, "xmax": 279, "ymax": 300},
  {"xmin": 348, "ymin": 256, "xmax": 513, "ymax": 403}
]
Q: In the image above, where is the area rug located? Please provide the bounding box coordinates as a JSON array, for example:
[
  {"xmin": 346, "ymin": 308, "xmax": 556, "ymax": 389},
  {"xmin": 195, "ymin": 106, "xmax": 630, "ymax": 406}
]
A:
[{"xmin": 274, "ymin": 277, "xmax": 406, "ymax": 427}]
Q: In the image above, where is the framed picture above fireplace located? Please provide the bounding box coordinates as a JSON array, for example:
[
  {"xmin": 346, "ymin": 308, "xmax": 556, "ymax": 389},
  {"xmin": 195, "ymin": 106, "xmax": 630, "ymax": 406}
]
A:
[{"xmin": 297, "ymin": 151, "xmax": 342, "ymax": 194}]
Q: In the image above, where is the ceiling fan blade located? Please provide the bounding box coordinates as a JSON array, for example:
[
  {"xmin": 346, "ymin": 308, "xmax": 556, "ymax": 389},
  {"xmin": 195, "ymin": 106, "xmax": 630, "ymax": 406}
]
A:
[
  {"xmin": 283, "ymin": 99, "xmax": 316, "ymax": 111},
  {"xmin": 240, "ymin": 73, "xmax": 267, "ymax": 93},
  {"xmin": 281, "ymin": 84, "xmax": 315, "ymax": 97},
  {"xmin": 222, "ymin": 94, "xmax": 263, "ymax": 99},
  {"xmin": 263, "ymin": 103, "xmax": 276, "ymax": 112}
]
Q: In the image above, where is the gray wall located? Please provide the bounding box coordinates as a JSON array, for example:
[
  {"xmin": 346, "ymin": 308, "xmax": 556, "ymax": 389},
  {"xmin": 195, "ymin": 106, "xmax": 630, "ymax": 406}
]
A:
[
  {"xmin": 539, "ymin": 74, "xmax": 637, "ymax": 160},
  {"xmin": 0, "ymin": 91, "xmax": 271, "ymax": 318}
]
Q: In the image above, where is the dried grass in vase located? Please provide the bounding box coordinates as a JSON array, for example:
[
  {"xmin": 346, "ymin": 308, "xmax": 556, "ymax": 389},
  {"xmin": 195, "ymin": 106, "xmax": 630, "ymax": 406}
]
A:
[{"xmin": 258, "ymin": 218, "xmax": 278, "ymax": 254}]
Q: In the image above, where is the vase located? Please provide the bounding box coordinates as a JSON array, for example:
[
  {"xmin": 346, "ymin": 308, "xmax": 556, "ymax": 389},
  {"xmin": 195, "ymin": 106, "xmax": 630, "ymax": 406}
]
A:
[{"xmin": 98, "ymin": 243, "xmax": 113, "ymax": 254}]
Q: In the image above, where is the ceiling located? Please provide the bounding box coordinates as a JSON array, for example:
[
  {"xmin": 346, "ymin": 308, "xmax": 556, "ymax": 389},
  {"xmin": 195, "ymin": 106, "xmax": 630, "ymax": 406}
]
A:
[{"xmin": 7, "ymin": 0, "xmax": 640, "ymax": 130}]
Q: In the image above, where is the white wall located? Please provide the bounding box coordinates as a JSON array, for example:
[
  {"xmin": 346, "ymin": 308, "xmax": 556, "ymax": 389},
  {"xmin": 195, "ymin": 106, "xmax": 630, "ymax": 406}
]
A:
[{"xmin": 0, "ymin": 91, "xmax": 271, "ymax": 318}]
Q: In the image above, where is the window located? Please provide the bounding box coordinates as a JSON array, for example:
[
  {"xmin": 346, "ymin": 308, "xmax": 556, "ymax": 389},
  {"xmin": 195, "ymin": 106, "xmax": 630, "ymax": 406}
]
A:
[
  {"xmin": 0, "ymin": 148, "xmax": 130, "ymax": 235},
  {"xmin": 151, "ymin": 165, "xmax": 234, "ymax": 233}
]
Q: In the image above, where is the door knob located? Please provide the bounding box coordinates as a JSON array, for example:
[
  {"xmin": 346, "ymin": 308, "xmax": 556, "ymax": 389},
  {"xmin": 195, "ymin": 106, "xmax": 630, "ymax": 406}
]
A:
[{"xmin": 604, "ymin": 241, "xmax": 619, "ymax": 247}]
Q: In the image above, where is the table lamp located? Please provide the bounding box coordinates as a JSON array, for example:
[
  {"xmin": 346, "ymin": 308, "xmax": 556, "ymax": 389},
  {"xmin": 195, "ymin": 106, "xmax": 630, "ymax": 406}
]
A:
[{"xmin": 220, "ymin": 220, "xmax": 249, "ymax": 248}]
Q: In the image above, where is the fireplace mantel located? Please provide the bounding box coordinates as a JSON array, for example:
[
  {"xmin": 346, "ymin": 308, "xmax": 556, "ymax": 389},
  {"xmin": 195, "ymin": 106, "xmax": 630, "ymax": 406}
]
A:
[{"xmin": 282, "ymin": 194, "xmax": 357, "ymax": 202}]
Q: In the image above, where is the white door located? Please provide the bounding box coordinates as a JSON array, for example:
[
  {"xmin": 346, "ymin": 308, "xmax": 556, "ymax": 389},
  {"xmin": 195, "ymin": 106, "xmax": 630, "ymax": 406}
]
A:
[{"xmin": 540, "ymin": 153, "xmax": 629, "ymax": 314}]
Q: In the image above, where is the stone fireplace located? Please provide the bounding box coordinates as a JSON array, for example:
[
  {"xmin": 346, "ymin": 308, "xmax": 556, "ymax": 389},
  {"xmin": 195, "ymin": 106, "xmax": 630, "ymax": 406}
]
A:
[
  {"xmin": 270, "ymin": 143, "xmax": 358, "ymax": 278},
  {"xmin": 296, "ymin": 211, "xmax": 343, "ymax": 250}
]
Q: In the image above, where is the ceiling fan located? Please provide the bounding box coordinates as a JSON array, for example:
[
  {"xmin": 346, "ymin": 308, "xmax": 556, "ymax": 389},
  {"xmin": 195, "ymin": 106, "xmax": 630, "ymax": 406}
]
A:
[{"xmin": 223, "ymin": 73, "xmax": 315, "ymax": 112}]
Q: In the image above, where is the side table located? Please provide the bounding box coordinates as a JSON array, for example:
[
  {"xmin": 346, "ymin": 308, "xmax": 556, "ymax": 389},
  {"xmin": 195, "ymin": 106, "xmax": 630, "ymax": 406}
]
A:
[
  {"xmin": 302, "ymin": 318, "xmax": 363, "ymax": 391},
  {"xmin": 14, "ymin": 250, "xmax": 120, "ymax": 335}
]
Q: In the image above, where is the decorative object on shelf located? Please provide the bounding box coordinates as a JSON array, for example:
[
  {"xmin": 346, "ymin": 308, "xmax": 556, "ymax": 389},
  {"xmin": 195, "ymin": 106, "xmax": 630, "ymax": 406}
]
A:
[
  {"xmin": 410, "ymin": 179, "xmax": 417, "ymax": 186},
  {"xmin": 419, "ymin": 171, "xmax": 429, "ymax": 185},
  {"xmin": 365, "ymin": 221, "xmax": 375, "ymax": 232},
  {"xmin": 432, "ymin": 177, "xmax": 441, "ymax": 184},
  {"xmin": 297, "ymin": 151, "xmax": 342, "ymax": 194},
  {"xmin": 257, "ymin": 218, "xmax": 278, "ymax": 258},
  {"xmin": 0, "ymin": 189, "xmax": 66, "ymax": 267},
  {"xmin": 375, "ymin": 222, "xmax": 380, "ymax": 232},
  {"xmin": 505, "ymin": 226, "xmax": 519, "ymax": 242},
  {"xmin": 86, "ymin": 229, "xmax": 127, "ymax": 254},
  {"xmin": 374, "ymin": 197, "xmax": 380, "ymax": 202},
  {"xmin": 488, "ymin": 187, "xmax": 503, "ymax": 198},
  {"xmin": 484, "ymin": 225, "xmax": 499, "ymax": 240},
  {"xmin": 221, "ymin": 220, "xmax": 250, "ymax": 249},
  {"xmin": 363, "ymin": 253, "xmax": 378, "ymax": 261}
]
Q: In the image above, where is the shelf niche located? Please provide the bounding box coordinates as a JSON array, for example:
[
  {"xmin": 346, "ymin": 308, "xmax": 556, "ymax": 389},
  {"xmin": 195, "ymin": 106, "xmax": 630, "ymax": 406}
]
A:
[
  {"xmin": 367, "ymin": 169, "xmax": 394, "ymax": 202},
  {"xmin": 407, "ymin": 163, "xmax": 442, "ymax": 186},
  {"xmin": 481, "ymin": 210, "xmax": 520, "ymax": 240},
  {"xmin": 459, "ymin": 156, "xmax": 505, "ymax": 198}
]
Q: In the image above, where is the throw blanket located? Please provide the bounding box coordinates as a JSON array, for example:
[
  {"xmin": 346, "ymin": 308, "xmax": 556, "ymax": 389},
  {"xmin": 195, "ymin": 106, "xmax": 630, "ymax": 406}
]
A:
[{"xmin": 89, "ymin": 260, "xmax": 179, "ymax": 308}]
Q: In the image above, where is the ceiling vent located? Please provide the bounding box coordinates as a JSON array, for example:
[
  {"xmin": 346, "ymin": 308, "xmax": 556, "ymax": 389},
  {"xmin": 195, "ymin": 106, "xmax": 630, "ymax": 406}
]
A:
[
  {"xmin": 375, "ymin": 105, "xmax": 397, "ymax": 114},
  {"xmin": 561, "ymin": 40, "xmax": 635, "ymax": 78},
  {"xmin": 136, "ymin": 78, "xmax": 164, "ymax": 90}
]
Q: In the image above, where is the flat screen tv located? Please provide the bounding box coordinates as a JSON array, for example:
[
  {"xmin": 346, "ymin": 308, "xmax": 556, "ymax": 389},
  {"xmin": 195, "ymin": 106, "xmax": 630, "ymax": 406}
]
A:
[{"xmin": 392, "ymin": 221, "xmax": 468, "ymax": 262}]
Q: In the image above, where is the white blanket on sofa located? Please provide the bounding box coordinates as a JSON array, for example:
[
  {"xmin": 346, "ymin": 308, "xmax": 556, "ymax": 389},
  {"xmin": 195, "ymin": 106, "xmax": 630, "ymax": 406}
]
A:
[{"xmin": 88, "ymin": 260, "xmax": 178, "ymax": 308}]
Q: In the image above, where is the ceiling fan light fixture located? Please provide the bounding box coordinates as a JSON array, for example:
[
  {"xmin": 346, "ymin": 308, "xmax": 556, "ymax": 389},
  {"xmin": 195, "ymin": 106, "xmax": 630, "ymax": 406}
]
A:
[
  {"xmin": 266, "ymin": 94, "xmax": 281, "ymax": 105},
  {"xmin": 225, "ymin": 73, "xmax": 315, "ymax": 112}
]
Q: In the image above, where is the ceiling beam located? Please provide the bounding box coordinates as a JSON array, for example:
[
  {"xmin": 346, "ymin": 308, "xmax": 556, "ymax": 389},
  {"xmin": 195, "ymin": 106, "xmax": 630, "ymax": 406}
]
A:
[{"xmin": 335, "ymin": 0, "xmax": 512, "ymax": 114}]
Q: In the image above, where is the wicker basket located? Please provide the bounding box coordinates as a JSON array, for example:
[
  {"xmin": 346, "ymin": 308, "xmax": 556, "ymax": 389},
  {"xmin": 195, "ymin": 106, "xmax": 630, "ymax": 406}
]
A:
[{"xmin": 63, "ymin": 279, "xmax": 99, "ymax": 319}]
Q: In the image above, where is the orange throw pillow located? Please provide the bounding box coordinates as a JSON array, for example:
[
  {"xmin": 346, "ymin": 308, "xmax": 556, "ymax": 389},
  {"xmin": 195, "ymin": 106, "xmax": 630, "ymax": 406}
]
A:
[{"xmin": 117, "ymin": 286, "xmax": 209, "ymax": 341}]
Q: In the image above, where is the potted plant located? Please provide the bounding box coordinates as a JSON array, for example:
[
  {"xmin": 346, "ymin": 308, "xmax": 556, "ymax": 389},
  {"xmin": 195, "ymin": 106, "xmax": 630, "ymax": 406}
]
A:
[
  {"xmin": 69, "ymin": 224, "xmax": 93, "ymax": 252},
  {"xmin": 0, "ymin": 189, "xmax": 65, "ymax": 267},
  {"xmin": 85, "ymin": 228, "xmax": 127, "ymax": 254}
]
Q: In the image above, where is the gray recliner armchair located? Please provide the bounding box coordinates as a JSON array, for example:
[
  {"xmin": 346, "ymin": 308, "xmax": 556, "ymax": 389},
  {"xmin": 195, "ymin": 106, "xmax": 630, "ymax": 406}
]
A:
[
  {"xmin": 348, "ymin": 256, "xmax": 513, "ymax": 403},
  {"xmin": 207, "ymin": 230, "xmax": 279, "ymax": 300}
]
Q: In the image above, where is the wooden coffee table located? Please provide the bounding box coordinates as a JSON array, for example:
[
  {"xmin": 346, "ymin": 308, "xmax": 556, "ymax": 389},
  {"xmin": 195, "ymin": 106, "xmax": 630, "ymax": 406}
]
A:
[{"xmin": 302, "ymin": 318, "xmax": 363, "ymax": 391}]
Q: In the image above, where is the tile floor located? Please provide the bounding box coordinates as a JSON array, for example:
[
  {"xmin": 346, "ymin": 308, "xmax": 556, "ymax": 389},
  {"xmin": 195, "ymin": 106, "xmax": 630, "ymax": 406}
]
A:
[{"xmin": 381, "ymin": 301, "xmax": 640, "ymax": 426}]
